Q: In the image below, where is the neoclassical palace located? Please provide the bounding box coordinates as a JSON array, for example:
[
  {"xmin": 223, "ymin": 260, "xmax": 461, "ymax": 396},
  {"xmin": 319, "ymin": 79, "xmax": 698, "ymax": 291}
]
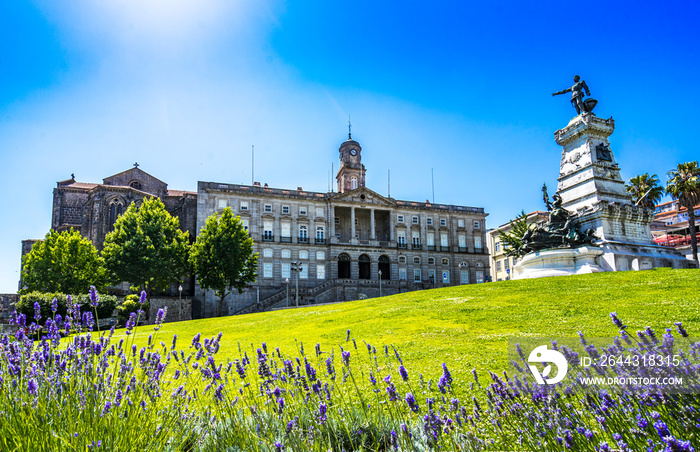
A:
[
  {"xmin": 34, "ymin": 133, "xmax": 489, "ymax": 317},
  {"xmin": 196, "ymin": 134, "xmax": 490, "ymax": 316}
]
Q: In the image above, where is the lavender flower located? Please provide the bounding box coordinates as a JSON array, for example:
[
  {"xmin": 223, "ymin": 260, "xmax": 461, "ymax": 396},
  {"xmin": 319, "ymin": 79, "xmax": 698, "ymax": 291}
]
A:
[
  {"xmin": 139, "ymin": 290, "xmax": 147, "ymax": 304},
  {"xmin": 51, "ymin": 297, "xmax": 58, "ymax": 313},
  {"xmin": 34, "ymin": 301, "xmax": 41, "ymax": 321},
  {"xmin": 405, "ymin": 392, "xmax": 419, "ymax": 412},
  {"xmin": 89, "ymin": 285, "xmax": 99, "ymax": 307},
  {"xmin": 342, "ymin": 350, "xmax": 350, "ymax": 366},
  {"xmin": 675, "ymin": 322, "xmax": 689, "ymax": 338},
  {"xmin": 399, "ymin": 364, "xmax": 409, "ymax": 381}
]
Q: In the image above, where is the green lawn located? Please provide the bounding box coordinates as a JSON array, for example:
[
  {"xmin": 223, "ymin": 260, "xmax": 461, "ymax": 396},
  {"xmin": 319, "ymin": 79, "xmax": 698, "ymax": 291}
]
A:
[{"xmin": 113, "ymin": 268, "xmax": 700, "ymax": 381}]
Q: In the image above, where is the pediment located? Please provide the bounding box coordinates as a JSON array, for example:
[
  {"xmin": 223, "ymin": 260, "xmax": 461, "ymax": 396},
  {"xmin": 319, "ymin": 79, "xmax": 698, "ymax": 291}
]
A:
[
  {"xmin": 330, "ymin": 187, "xmax": 395, "ymax": 206},
  {"xmin": 102, "ymin": 167, "xmax": 168, "ymax": 196}
]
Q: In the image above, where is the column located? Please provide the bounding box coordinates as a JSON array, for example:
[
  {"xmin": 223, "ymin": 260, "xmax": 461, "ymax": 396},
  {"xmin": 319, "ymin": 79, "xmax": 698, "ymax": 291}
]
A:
[
  {"xmin": 330, "ymin": 205, "xmax": 335, "ymax": 238},
  {"xmin": 389, "ymin": 211, "xmax": 394, "ymax": 241},
  {"xmin": 351, "ymin": 207, "xmax": 356, "ymax": 240},
  {"xmin": 370, "ymin": 209, "xmax": 376, "ymax": 240}
]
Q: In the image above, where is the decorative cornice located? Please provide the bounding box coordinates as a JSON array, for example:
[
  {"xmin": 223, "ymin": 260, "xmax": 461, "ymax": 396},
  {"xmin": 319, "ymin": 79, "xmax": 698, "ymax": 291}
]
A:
[{"xmin": 555, "ymin": 114, "xmax": 615, "ymax": 146}]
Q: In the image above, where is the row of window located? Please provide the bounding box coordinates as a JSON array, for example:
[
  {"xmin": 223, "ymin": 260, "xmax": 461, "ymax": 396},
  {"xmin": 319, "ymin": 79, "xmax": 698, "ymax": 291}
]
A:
[
  {"xmin": 495, "ymin": 257, "xmax": 518, "ymax": 272},
  {"xmin": 261, "ymin": 249, "xmax": 326, "ymax": 260},
  {"xmin": 396, "ymin": 232, "xmax": 482, "ymax": 249},
  {"xmin": 396, "ymin": 215, "xmax": 481, "ymax": 229},
  {"xmin": 220, "ymin": 199, "xmax": 326, "ymax": 217},
  {"xmin": 262, "ymin": 262, "xmax": 326, "ymax": 280}
]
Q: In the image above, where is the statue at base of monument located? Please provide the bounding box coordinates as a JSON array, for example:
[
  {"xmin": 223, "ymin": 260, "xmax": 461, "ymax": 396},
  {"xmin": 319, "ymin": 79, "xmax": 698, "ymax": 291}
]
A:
[
  {"xmin": 521, "ymin": 195, "xmax": 598, "ymax": 254},
  {"xmin": 552, "ymin": 75, "xmax": 598, "ymax": 115}
]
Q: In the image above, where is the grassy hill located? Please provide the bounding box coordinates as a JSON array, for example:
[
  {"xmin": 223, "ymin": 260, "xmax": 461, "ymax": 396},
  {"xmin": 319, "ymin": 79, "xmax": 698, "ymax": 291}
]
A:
[{"xmin": 116, "ymin": 268, "xmax": 700, "ymax": 381}]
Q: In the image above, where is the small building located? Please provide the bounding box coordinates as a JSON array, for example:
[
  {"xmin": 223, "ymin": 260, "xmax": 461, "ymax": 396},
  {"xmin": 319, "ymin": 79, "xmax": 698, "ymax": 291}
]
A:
[{"xmin": 651, "ymin": 199, "xmax": 700, "ymax": 261}]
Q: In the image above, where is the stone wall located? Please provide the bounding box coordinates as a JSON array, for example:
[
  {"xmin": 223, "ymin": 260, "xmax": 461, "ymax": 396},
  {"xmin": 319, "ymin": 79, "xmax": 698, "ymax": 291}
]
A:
[
  {"xmin": 0, "ymin": 294, "xmax": 19, "ymax": 321},
  {"xmin": 148, "ymin": 297, "xmax": 193, "ymax": 324}
]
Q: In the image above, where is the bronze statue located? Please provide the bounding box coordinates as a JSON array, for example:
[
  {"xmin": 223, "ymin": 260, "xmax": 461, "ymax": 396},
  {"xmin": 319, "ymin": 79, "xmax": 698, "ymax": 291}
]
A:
[
  {"xmin": 552, "ymin": 75, "xmax": 597, "ymax": 115},
  {"xmin": 520, "ymin": 194, "xmax": 598, "ymax": 255}
]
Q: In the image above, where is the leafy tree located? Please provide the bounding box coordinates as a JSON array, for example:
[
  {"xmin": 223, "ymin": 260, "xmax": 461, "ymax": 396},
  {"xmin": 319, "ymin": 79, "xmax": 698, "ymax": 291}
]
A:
[
  {"xmin": 102, "ymin": 197, "xmax": 190, "ymax": 296},
  {"xmin": 498, "ymin": 211, "xmax": 536, "ymax": 257},
  {"xmin": 21, "ymin": 229, "xmax": 107, "ymax": 294},
  {"xmin": 666, "ymin": 161, "xmax": 700, "ymax": 263},
  {"xmin": 626, "ymin": 173, "xmax": 664, "ymax": 209},
  {"xmin": 190, "ymin": 208, "xmax": 257, "ymax": 317}
]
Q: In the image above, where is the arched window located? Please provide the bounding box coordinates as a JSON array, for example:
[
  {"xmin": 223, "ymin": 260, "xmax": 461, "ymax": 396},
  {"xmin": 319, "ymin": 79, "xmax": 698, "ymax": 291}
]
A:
[
  {"xmin": 378, "ymin": 255, "xmax": 390, "ymax": 280},
  {"xmin": 129, "ymin": 180, "xmax": 142, "ymax": 190},
  {"xmin": 316, "ymin": 226, "xmax": 325, "ymax": 241},
  {"xmin": 299, "ymin": 225, "xmax": 308, "ymax": 243},
  {"xmin": 109, "ymin": 201, "xmax": 123, "ymax": 230}
]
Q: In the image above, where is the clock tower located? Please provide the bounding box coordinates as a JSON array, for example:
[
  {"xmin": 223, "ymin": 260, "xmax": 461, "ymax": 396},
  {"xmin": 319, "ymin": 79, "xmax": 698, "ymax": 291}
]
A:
[{"xmin": 336, "ymin": 127, "xmax": 366, "ymax": 193}]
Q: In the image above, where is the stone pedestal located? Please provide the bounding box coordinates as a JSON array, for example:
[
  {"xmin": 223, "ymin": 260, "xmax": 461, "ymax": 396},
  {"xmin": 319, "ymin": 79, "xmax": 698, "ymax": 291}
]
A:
[{"xmin": 513, "ymin": 247, "xmax": 604, "ymax": 279}]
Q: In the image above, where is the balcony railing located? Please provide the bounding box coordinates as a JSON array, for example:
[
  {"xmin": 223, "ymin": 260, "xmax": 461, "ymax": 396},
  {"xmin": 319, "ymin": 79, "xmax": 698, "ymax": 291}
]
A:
[
  {"xmin": 458, "ymin": 246, "xmax": 467, "ymax": 253},
  {"xmin": 280, "ymin": 236, "xmax": 292, "ymax": 243},
  {"xmin": 263, "ymin": 234, "xmax": 274, "ymax": 242},
  {"xmin": 412, "ymin": 244, "xmax": 422, "ymax": 250},
  {"xmin": 440, "ymin": 246, "xmax": 450, "ymax": 252},
  {"xmin": 298, "ymin": 237, "xmax": 309, "ymax": 244},
  {"xmin": 397, "ymin": 243, "xmax": 407, "ymax": 249},
  {"xmin": 315, "ymin": 238, "xmax": 326, "ymax": 245},
  {"xmin": 427, "ymin": 245, "xmax": 436, "ymax": 251}
]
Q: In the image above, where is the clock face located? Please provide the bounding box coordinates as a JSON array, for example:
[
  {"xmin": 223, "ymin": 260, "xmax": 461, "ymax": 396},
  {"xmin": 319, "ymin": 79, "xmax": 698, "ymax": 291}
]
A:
[{"xmin": 349, "ymin": 149, "xmax": 358, "ymax": 156}]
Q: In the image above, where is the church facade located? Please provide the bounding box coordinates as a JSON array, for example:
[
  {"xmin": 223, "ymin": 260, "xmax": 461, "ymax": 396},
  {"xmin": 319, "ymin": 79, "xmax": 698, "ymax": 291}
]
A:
[{"xmin": 195, "ymin": 135, "xmax": 490, "ymax": 316}]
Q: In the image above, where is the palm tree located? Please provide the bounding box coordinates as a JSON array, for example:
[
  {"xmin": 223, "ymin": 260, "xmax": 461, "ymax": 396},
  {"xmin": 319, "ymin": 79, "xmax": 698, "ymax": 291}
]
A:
[
  {"xmin": 666, "ymin": 161, "xmax": 700, "ymax": 263},
  {"xmin": 625, "ymin": 173, "xmax": 664, "ymax": 209}
]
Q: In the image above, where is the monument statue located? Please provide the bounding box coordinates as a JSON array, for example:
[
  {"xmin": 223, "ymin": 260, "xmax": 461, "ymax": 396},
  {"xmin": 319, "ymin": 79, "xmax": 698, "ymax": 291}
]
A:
[
  {"xmin": 552, "ymin": 75, "xmax": 597, "ymax": 115},
  {"xmin": 520, "ymin": 194, "xmax": 598, "ymax": 255}
]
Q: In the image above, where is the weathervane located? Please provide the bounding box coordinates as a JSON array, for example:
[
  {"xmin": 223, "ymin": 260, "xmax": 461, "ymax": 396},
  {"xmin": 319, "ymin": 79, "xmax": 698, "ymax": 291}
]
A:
[{"xmin": 348, "ymin": 116, "xmax": 352, "ymax": 140}]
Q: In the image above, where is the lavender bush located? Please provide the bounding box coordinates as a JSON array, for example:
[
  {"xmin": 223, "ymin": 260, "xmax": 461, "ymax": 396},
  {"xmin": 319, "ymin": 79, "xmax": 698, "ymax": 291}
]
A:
[{"xmin": 1, "ymin": 288, "xmax": 698, "ymax": 451}]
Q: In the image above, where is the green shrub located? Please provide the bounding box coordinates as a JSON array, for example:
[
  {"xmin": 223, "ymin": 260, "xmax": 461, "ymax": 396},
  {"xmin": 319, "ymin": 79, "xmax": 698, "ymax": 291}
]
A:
[
  {"xmin": 15, "ymin": 291, "xmax": 117, "ymax": 321},
  {"xmin": 116, "ymin": 294, "xmax": 149, "ymax": 326}
]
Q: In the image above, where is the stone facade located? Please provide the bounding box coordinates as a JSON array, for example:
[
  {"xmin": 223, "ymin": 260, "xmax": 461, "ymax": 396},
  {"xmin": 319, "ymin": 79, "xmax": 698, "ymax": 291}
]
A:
[
  {"xmin": 51, "ymin": 167, "xmax": 197, "ymax": 249},
  {"xmin": 23, "ymin": 166, "xmax": 198, "ymax": 295},
  {"xmin": 196, "ymin": 135, "xmax": 490, "ymax": 316},
  {"xmin": 0, "ymin": 294, "xmax": 19, "ymax": 322}
]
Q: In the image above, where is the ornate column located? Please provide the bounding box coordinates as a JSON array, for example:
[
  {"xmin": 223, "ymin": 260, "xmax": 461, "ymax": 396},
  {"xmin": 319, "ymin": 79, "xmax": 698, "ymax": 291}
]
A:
[
  {"xmin": 370, "ymin": 209, "xmax": 376, "ymax": 240},
  {"xmin": 389, "ymin": 210, "xmax": 394, "ymax": 241},
  {"xmin": 330, "ymin": 205, "xmax": 335, "ymax": 238}
]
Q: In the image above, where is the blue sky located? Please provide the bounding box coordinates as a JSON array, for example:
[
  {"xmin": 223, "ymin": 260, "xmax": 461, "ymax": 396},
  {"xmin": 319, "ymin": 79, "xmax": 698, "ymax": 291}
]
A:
[{"xmin": 1, "ymin": 0, "xmax": 698, "ymax": 292}]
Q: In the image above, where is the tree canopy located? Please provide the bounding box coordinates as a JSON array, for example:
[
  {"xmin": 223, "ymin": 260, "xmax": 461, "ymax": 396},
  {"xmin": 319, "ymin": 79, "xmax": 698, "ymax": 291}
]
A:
[
  {"xmin": 498, "ymin": 210, "xmax": 536, "ymax": 257},
  {"xmin": 666, "ymin": 161, "xmax": 700, "ymax": 263},
  {"xmin": 102, "ymin": 197, "xmax": 190, "ymax": 295},
  {"xmin": 626, "ymin": 173, "xmax": 664, "ymax": 209},
  {"xmin": 21, "ymin": 228, "xmax": 107, "ymax": 294},
  {"xmin": 190, "ymin": 207, "xmax": 257, "ymax": 317}
]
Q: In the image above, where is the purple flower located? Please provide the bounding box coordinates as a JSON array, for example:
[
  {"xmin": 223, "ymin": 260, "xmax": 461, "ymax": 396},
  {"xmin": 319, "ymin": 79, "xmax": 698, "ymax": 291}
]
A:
[
  {"xmin": 154, "ymin": 307, "xmax": 167, "ymax": 330},
  {"xmin": 318, "ymin": 402, "xmax": 327, "ymax": 424},
  {"xmin": 342, "ymin": 350, "xmax": 351, "ymax": 366},
  {"xmin": 125, "ymin": 313, "xmax": 137, "ymax": 335},
  {"xmin": 89, "ymin": 286, "xmax": 99, "ymax": 307},
  {"xmin": 637, "ymin": 415, "xmax": 648, "ymax": 429},
  {"xmin": 139, "ymin": 290, "xmax": 147, "ymax": 304},
  {"xmin": 34, "ymin": 301, "xmax": 41, "ymax": 321},
  {"xmin": 675, "ymin": 322, "xmax": 689, "ymax": 338},
  {"xmin": 405, "ymin": 392, "xmax": 418, "ymax": 412},
  {"xmin": 101, "ymin": 401, "xmax": 112, "ymax": 417},
  {"xmin": 275, "ymin": 442, "xmax": 283, "ymax": 452},
  {"xmin": 654, "ymin": 420, "xmax": 670, "ymax": 438},
  {"xmin": 51, "ymin": 297, "xmax": 58, "ymax": 313},
  {"xmin": 609, "ymin": 312, "xmax": 626, "ymax": 330},
  {"xmin": 346, "ymin": 329, "xmax": 350, "ymax": 341},
  {"xmin": 399, "ymin": 365, "xmax": 409, "ymax": 381},
  {"xmin": 27, "ymin": 379, "xmax": 38, "ymax": 395}
]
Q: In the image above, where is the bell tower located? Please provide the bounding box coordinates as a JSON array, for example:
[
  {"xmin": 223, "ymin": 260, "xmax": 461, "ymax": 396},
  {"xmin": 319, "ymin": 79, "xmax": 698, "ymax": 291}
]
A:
[{"xmin": 336, "ymin": 121, "xmax": 366, "ymax": 193}]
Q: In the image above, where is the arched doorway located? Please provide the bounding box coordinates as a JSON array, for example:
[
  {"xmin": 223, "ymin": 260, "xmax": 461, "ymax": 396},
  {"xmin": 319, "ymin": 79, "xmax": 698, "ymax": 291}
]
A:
[
  {"xmin": 338, "ymin": 253, "xmax": 351, "ymax": 279},
  {"xmin": 378, "ymin": 255, "xmax": 391, "ymax": 280},
  {"xmin": 358, "ymin": 254, "xmax": 371, "ymax": 280}
]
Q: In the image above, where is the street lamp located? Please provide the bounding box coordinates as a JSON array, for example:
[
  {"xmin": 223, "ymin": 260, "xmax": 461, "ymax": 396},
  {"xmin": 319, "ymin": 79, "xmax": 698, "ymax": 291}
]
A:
[
  {"xmin": 291, "ymin": 262, "xmax": 303, "ymax": 307},
  {"xmin": 285, "ymin": 278, "xmax": 290, "ymax": 308},
  {"xmin": 178, "ymin": 284, "xmax": 183, "ymax": 321},
  {"xmin": 378, "ymin": 269, "xmax": 382, "ymax": 297}
]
